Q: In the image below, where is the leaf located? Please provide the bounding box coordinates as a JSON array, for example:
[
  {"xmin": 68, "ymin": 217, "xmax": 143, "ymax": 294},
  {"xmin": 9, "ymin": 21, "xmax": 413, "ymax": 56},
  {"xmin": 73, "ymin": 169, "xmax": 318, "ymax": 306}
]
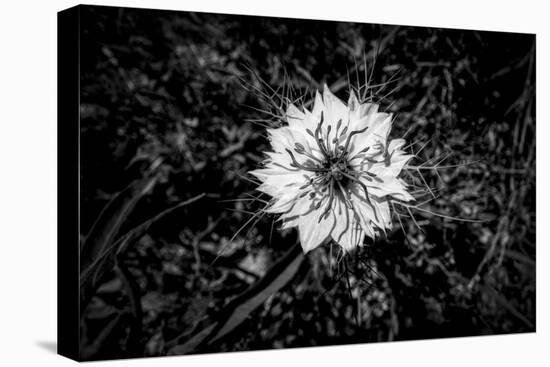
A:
[
  {"xmin": 80, "ymin": 193, "xmax": 206, "ymax": 312},
  {"xmin": 80, "ymin": 311, "xmax": 123, "ymax": 360},
  {"xmin": 80, "ymin": 177, "xmax": 157, "ymax": 273},
  {"xmin": 167, "ymin": 242, "xmax": 304, "ymax": 355}
]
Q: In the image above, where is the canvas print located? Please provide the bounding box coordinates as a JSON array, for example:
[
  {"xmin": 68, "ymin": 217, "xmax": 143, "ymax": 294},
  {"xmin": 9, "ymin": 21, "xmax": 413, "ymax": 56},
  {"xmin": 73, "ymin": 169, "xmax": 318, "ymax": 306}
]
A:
[{"xmin": 58, "ymin": 4, "xmax": 535, "ymax": 361}]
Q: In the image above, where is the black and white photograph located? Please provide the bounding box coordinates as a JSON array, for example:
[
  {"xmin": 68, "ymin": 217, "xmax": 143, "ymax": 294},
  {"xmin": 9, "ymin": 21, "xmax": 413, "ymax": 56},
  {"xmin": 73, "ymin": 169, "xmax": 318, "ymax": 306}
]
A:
[
  {"xmin": 38, "ymin": 2, "xmax": 546, "ymax": 364},
  {"xmin": 57, "ymin": 4, "xmax": 538, "ymax": 361}
]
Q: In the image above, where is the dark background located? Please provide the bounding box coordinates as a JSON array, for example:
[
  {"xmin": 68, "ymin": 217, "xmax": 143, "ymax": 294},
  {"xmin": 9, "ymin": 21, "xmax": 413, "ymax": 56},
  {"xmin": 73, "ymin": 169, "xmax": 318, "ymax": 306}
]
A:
[{"xmin": 77, "ymin": 5, "xmax": 535, "ymax": 360}]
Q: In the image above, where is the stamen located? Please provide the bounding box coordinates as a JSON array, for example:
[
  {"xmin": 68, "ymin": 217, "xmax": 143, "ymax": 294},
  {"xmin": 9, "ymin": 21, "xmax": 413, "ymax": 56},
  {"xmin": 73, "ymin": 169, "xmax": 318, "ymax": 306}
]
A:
[
  {"xmin": 335, "ymin": 179, "xmax": 354, "ymax": 210},
  {"xmin": 312, "ymin": 199, "xmax": 323, "ymax": 210},
  {"xmin": 285, "ymin": 148, "xmax": 327, "ymax": 173},
  {"xmin": 326, "ymin": 125, "xmax": 332, "ymax": 153},
  {"xmin": 338, "ymin": 170, "xmax": 380, "ymax": 222},
  {"xmin": 365, "ymin": 171, "xmax": 384, "ymax": 183},
  {"xmin": 342, "ymin": 125, "xmax": 369, "ymax": 155},
  {"xmin": 332, "ymin": 119, "xmax": 345, "ymax": 150},
  {"xmin": 271, "ymin": 162, "xmax": 300, "ymax": 172},
  {"xmin": 293, "ymin": 144, "xmax": 325, "ymax": 165},
  {"xmin": 294, "ymin": 142, "xmax": 305, "ymax": 152},
  {"xmin": 319, "ymin": 180, "xmax": 334, "ymax": 222},
  {"xmin": 314, "ymin": 112, "xmax": 331, "ymax": 159},
  {"xmin": 315, "ymin": 111, "xmax": 324, "ymax": 134},
  {"xmin": 340, "ymin": 126, "xmax": 348, "ymax": 137},
  {"xmin": 348, "ymin": 146, "xmax": 371, "ymax": 164},
  {"xmin": 317, "ymin": 136, "xmax": 330, "ymax": 159}
]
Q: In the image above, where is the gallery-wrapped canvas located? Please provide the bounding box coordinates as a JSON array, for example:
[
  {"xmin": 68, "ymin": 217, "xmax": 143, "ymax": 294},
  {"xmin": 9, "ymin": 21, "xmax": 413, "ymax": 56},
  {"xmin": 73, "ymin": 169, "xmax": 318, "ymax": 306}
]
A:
[{"xmin": 58, "ymin": 4, "xmax": 536, "ymax": 361}]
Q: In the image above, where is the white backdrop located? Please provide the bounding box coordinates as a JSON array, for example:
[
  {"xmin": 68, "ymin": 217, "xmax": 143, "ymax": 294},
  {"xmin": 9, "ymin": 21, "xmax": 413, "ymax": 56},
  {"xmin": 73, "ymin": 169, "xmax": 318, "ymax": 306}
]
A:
[{"xmin": 0, "ymin": 0, "xmax": 547, "ymax": 366}]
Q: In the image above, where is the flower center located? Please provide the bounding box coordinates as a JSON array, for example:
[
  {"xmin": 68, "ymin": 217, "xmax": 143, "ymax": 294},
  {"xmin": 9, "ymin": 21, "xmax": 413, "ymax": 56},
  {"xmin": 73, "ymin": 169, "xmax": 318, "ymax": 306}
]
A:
[
  {"xmin": 328, "ymin": 160, "xmax": 349, "ymax": 182},
  {"xmin": 284, "ymin": 111, "xmax": 382, "ymax": 223}
]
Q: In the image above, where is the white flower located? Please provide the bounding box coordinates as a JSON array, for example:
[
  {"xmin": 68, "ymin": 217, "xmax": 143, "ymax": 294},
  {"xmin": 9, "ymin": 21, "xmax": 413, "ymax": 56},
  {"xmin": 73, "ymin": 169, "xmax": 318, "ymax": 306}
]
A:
[{"xmin": 250, "ymin": 84, "xmax": 414, "ymax": 254}]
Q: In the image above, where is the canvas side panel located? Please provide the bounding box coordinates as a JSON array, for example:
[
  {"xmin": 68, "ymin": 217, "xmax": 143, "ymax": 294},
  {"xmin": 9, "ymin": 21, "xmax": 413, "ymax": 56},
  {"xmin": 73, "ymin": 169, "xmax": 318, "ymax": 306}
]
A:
[{"xmin": 57, "ymin": 5, "xmax": 80, "ymax": 361}]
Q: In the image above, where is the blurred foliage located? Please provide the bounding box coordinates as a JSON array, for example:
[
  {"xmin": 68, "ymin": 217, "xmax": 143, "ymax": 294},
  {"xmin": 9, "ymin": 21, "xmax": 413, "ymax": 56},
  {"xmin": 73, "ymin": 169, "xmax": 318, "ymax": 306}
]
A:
[{"xmin": 78, "ymin": 5, "xmax": 535, "ymax": 360}]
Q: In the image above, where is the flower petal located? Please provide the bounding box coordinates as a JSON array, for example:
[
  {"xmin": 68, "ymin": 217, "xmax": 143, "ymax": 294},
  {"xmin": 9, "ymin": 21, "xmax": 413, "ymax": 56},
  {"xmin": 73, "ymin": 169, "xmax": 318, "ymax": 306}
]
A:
[
  {"xmin": 362, "ymin": 175, "xmax": 414, "ymax": 202},
  {"xmin": 338, "ymin": 221, "xmax": 365, "ymax": 252},
  {"xmin": 348, "ymin": 113, "xmax": 393, "ymax": 158},
  {"xmin": 353, "ymin": 138, "xmax": 413, "ymax": 177},
  {"xmin": 285, "ymin": 103, "xmax": 307, "ymax": 130},
  {"xmin": 267, "ymin": 126, "xmax": 320, "ymax": 163},
  {"xmin": 330, "ymin": 197, "xmax": 352, "ymax": 244},
  {"xmin": 311, "ymin": 90, "xmax": 325, "ymax": 118},
  {"xmin": 322, "ymin": 84, "xmax": 348, "ymax": 128},
  {"xmin": 358, "ymin": 102, "xmax": 378, "ymax": 119},
  {"xmin": 347, "ymin": 90, "xmax": 360, "ymax": 119},
  {"xmin": 350, "ymin": 185, "xmax": 384, "ymax": 232},
  {"xmin": 372, "ymin": 197, "xmax": 392, "ymax": 231},
  {"xmin": 298, "ymin": 205, "xmax": 336, "ymax": 253},
  {"xmin": 348, "ymin": 102, "xmax": 378, "ymax": 132},
  {"xmin": 368, "ymin": 113, "xmax": 394, "ymax": 144}
]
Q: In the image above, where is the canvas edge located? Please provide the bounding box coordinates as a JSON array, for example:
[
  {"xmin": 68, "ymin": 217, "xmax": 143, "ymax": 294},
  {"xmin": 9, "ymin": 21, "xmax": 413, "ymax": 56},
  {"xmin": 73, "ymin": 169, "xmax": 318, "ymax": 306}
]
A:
[{"xmin": 57, "ymin": 4, "xmax": 81, "ymax": 362}]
